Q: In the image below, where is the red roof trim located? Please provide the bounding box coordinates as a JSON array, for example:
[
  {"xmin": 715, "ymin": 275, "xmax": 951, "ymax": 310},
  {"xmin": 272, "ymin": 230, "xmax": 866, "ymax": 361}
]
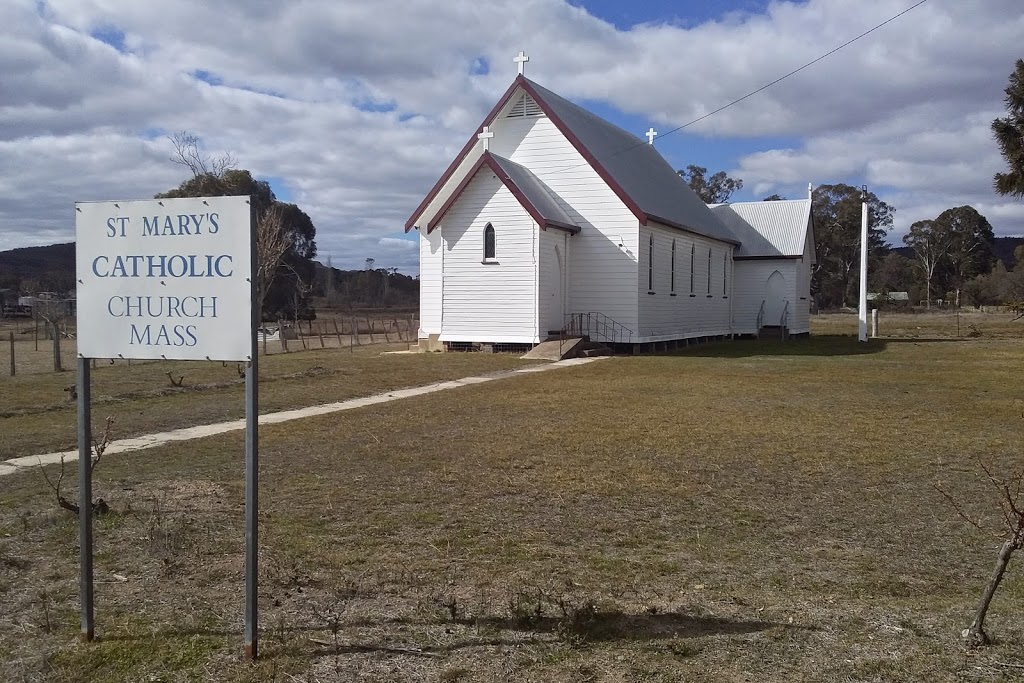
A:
[
  {"xmin": 407, "ymin": 75, "xmax": 650, "ymax": 232},
  {"xmin": 426, "ymin": 151, "xmax": 581, "ymax": 235},
  {"xmin": 733, "ymin": 254, "xmax": 802, "ymax": 261},
  {"xmin": 405, "ymin": 76, "xmax": 528, "ymax": 231},
  {"xmin": 426, "ymin": 154, "xmax": 490, "ymax": 232},
  {"xmin": 516, "ymin": 79, "xmax": 649, "ymax": 227}
]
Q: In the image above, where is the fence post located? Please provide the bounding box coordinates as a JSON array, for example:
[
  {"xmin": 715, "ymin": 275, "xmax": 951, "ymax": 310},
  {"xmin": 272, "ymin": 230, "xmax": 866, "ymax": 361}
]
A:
[
  {"xmin": 52, "ymin": 322, "xmax": 62, "ymax": 372},
  {"xmin": 34, "ymin": 319, "xmax": 39, "ymax": 351},
  {"xmin": 393, "ymin": 317, "xmax": 402, "ymax": 342},
  {"xmin": 9, "ymin": 332, "xmax": 14, "ymax": 377},
  {"xmin": 383, "ymin": 319, "xmax": 391, "ymax": 343},
  {"xmin": 279, "ymin": 320, "xmax": 289, "ymax": 353},
  {"xmin": 366, "ymin": 317, "xmax": 375, "ymax": 344},
  {"xmin": 317, "ymin": 321, "xmax": 325, "ymax": 349},
  {"xmin": 350, "ymin": 317, "xmax": 359, "ymax": 347},
  {"xmin": 332, "ymin": 319, "xmax": 343, "ymax": 347}
]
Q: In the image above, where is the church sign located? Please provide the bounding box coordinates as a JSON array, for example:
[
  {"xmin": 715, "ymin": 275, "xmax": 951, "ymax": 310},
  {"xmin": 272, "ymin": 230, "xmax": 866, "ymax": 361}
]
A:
[{"xmin": 75, "ymin": 196, "xmax": 253, "ymax": 361}]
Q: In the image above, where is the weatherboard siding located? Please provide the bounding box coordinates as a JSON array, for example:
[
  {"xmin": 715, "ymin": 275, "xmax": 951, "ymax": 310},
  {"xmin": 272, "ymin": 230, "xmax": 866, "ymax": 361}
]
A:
[
  {"xmin": 418, "ymin": 228, "xmax": 443, "ymax": 337},
  {"xmin": 438, "ymin": 170, "xmax": 539, "ymax": 344},
  {"xmin": 732, "ymin": 260, "xmax": 799, "ymax": 334},
  {"xmin": 637, "ymin": 222, "xmax": 733, "ymax": 341},
  {"xmin": 792, "ymin": 231, "xmax": 814, "ymax": 334},
  {"xmin": 491, "ymin": 114, "xmax": 640, "ymax": 332}
]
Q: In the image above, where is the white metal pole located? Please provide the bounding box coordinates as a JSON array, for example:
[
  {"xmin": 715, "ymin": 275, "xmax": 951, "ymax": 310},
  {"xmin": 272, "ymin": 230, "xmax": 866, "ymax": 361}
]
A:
[{"xmin": 858, "ymin": 197, "xmax": 868, "ymax": 342}]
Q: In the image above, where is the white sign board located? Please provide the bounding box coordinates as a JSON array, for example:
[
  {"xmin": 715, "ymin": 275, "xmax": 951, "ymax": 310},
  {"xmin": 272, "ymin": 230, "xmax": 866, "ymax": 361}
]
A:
[{"xmin": 76, "ymin": 196, "xmax": 253, "ymax": 361}]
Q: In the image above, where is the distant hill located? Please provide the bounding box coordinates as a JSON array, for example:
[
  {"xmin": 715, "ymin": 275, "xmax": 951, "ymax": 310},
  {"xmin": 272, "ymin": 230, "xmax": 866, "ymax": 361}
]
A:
[
  {"xmin": 0, "ymin": 241, "xmax": 419, "ymax": 310},
  {"xmin": 0, "ymin": 242, "xmax": 76, "ymax": 291},
  {"xmin": 890, "ymin": 236, "xmax": 1024, "ymax": 269}
]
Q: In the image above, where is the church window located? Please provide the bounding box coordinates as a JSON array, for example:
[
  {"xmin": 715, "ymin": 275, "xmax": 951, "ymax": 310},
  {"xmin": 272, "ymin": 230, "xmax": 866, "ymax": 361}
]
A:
[
  {"xmin": 707, "ymin": 247, "xmax": 712, "ymax": 293},
  {"xmin": 648, "ymin": 234, "xmax": 654, "ymax": 292},
  {"xmin": 670, "ymin": 240, "xmax": 676, "ymax": 293},
  {"xmin": 483, "ymin": 223, "xmax": 496, "ymax": 261},
  {"xmin": 690, "ymin": 244, "xmax": 695, "ymax": 293}
]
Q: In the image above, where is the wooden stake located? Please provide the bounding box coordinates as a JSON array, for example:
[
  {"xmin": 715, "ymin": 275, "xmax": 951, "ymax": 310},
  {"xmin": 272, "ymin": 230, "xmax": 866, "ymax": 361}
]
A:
[
  {"xmin": 8, "ymin": 332, "xmax": 14, "ymax": 377},
  {"xmin": 332, "ymin": 319, "xmax": 343, "ymax": 347},
  {"xmin": 280, "ymin": 320, "xmax": 289, "ymax": 353},
  {"xmin": 317, "ymin": 321, "xmax": 325, "ymax": 349},
  {"xmin": 366, "ymin": 317, "xmax": 374, "ymax": 343}
]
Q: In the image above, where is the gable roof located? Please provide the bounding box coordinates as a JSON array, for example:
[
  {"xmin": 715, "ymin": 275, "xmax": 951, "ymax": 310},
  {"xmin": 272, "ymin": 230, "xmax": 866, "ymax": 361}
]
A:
[
  {"xmin": 406, "ymin": 75, "xmax": 738, "ymax": 246},
  {"xmin": 708, "ymin": 199, "xmax": 812, "ymax": 258},
  {"xmin": 428, "ymin": 151, "xmax": 579, "ymax": 233}
]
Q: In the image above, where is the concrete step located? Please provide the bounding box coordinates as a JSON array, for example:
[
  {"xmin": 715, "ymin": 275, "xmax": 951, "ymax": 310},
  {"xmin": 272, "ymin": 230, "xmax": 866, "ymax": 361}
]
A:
[
  {"xmin": 580, "ymin": 346, "xmax": 613, "ymax": 357},
  {"xmin": 522, "ymin": 336, "xmax": 586, "ymax": 361}
]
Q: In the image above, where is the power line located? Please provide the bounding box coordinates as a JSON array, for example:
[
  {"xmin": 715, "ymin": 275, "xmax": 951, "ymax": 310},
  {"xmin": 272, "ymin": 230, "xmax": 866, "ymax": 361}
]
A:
[
  {"xmin": 663, "ymin": 0, "xmax": 930, "ymax": 138},
  {"xmin": 548, "ymin": 0, "xmax": 930, "ymax": 176}
]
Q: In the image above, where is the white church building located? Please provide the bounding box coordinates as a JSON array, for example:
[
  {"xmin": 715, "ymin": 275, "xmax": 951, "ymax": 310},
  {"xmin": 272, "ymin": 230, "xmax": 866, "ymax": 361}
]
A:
[{"xmin": 407, "ymin": 59, "xmax": 814, "ymax": 350}]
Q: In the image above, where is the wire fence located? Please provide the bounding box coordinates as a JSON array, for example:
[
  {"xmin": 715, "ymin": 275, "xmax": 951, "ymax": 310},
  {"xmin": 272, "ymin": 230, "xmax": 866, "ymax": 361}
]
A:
[{"xmin": 0, "ymin": 314, "xmax": 419, "ymax": 377}]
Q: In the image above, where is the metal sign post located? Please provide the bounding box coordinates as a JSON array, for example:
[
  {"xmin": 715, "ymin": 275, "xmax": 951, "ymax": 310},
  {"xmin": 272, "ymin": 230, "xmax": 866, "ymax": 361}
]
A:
[
  {"xmin": 74, "ymin": 195, "xmax": 256, "ymax": 652},
  {"xmin": 243, "ymin": 202, "xmax": 260, "ymax": 660},
  {"xmin": 77, "ymin": 357, "xmax": 94, "ymax": 641}
]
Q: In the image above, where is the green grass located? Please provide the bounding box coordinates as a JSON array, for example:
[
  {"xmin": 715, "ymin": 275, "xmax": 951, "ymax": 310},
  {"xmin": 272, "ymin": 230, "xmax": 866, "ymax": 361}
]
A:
[{"xmin": 2, "ymin": 335, "xmax": 1024, "ymax": 681}]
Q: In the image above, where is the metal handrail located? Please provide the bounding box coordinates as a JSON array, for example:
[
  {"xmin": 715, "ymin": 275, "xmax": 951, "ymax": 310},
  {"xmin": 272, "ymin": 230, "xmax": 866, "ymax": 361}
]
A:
[
  {"xmin": 780, "ymin": 300, "xmax": 789, "ymax": 340},
  {"xmin": 560, "ymin": 312, "xmax": 634, "ymax": 345},
  {"xmin": 756, "ymin": 299, "xmax": 766, "ymax": 332}
]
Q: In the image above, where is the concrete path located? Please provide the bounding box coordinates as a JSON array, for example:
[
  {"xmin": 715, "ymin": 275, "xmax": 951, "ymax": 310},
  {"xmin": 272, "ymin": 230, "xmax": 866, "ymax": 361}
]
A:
[{"xmin": 0, "ymin": 356, "xmax": 606, "ymax": 478}]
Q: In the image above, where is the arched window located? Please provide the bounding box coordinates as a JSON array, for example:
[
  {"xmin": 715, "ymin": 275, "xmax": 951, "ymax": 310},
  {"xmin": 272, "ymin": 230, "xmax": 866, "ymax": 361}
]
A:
[
  {"xmin": 483, "ymin": 223, "xmax": 496, "ymax": 261},
  {"xmin": 670, "ymin": 240, "xmax": 676, "ymax": 293},
  {"xmin": 690, "ymin": 244, "xmax": 695, "ymax": 293},
  {"xmin": 707, "ymin": 247, "xmax": 712, "ymax": 293},
  {"xmin": 648, "ymin": 234, "xmax": 654, "ymax": 292}
]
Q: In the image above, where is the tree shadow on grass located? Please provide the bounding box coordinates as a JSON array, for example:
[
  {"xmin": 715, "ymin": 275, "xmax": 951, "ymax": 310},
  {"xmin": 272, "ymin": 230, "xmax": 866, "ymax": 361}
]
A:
[
  {"xmin": 304, "ymin": 610, "xmax": 808, "ymax": 659},
  {"xmin": 469, "ymin": 609, "xmax": 801, "ymax": 642},
  {"xmin": 661, "ymin": 335, "xmax": 885, "ymax": 358},
  {"xmin": 100, "ymin": 611, "xmax": 810, "ymax": 661}
]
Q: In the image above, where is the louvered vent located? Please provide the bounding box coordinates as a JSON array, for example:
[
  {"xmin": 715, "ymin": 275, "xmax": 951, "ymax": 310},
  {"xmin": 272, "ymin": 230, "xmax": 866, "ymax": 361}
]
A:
[{"xmin": 505, "ymin": 93, "xmax": 543, "ymax": 118}]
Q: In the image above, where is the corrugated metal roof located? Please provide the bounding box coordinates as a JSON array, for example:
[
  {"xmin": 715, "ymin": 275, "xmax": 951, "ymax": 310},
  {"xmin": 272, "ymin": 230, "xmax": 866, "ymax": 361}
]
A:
[
  {"xmin": 708, "ymin": 199, "xmax": 811, "ymax": 257},
  {"xmin": 489, "ymin": 153, "xmax": 577, "ymax": 230},
  {"xmin": 524, "ymin": 79, "xmax": 739, "ymax": 246}
]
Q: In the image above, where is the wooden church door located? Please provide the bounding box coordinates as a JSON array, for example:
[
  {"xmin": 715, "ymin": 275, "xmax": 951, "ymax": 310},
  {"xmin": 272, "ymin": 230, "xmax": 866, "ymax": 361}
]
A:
[{"xmin": 765, "ymin": 270, "xmax": 786, "ymax": 326}]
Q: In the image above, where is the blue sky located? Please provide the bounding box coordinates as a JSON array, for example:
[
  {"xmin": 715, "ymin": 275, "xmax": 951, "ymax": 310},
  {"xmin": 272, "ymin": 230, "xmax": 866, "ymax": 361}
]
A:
[{"xmin": 2, "ymin": 0, "xmax": 1021, "ymax": 273}]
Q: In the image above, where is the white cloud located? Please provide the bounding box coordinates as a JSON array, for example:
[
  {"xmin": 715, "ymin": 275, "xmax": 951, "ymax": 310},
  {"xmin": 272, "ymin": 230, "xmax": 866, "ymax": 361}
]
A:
[{"xmin": 0, "ymin": 0, "xmax": 1021, "ymax": 272}]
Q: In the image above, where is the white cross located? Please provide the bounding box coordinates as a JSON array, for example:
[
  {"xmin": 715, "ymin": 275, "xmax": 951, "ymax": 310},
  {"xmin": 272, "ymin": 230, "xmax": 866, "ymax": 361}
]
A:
[
  {"xmin": 646, "ymin": 127, "xmax": 658, "ymax": 145},
  {"xmin": 477, "ymin": 126, "xmax": 494, "ymax": 151},
  {"xmin": 514, "ymin": 51, "xmax": 530, "ymax": 76}
]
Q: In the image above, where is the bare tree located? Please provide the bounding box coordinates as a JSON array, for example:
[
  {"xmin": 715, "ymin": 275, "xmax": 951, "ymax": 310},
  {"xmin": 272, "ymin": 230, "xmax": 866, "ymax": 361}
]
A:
[
  {"xmin": 40, "ymin": 417, "xmax": 115, "ymax": 516},
  {"xmin": 255, "ymin": 205, "xmax": 291, "ymax": 312},
  {"xmin": 169, "ymin": 131, "xmax": 237, "ymax": 178},
  {"xmin": 936, "ymin": 458, "xmax": 1024, "ymax": 646},
  {"xmin": 904, "ymin": 220, "xmax": 951, "ymax": 309}
]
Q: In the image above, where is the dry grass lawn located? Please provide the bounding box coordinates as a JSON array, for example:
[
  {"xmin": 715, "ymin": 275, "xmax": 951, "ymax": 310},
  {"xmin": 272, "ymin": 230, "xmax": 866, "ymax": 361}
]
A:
[
  {"xmin": 2, "ymin": 332, "xmax": 1024, "ymax": 681},
  {"xmin": 0, "ymin": 345, "xmax": 539, "ymax": 461}
]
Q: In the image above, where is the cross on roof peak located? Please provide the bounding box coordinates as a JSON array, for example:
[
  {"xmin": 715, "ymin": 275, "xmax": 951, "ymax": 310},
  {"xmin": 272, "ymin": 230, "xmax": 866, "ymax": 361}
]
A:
[
  {"xmin": 477, "ymin": 125, "xmax": 494, "ymax": 151},
  {"xmin": 646, "ymin": 128, "xmax": 658, "ymax": 145},
  {"xmin": 514, "ymin": 51, "xmax": 529, "ymax": 76}
]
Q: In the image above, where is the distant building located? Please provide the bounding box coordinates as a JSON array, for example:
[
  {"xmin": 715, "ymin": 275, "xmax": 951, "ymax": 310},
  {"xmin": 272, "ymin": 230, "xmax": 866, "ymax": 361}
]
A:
[{"xmin": 867, "ymin": 292, "xmax": 910, "ymax": 302}]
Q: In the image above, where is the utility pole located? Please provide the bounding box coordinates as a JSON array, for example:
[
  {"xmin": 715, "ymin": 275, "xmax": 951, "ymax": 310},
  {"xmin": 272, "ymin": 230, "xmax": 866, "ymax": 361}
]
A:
[{"xmin": 858, "ymin": 186, "xmax": 869, "ymax": 343}]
